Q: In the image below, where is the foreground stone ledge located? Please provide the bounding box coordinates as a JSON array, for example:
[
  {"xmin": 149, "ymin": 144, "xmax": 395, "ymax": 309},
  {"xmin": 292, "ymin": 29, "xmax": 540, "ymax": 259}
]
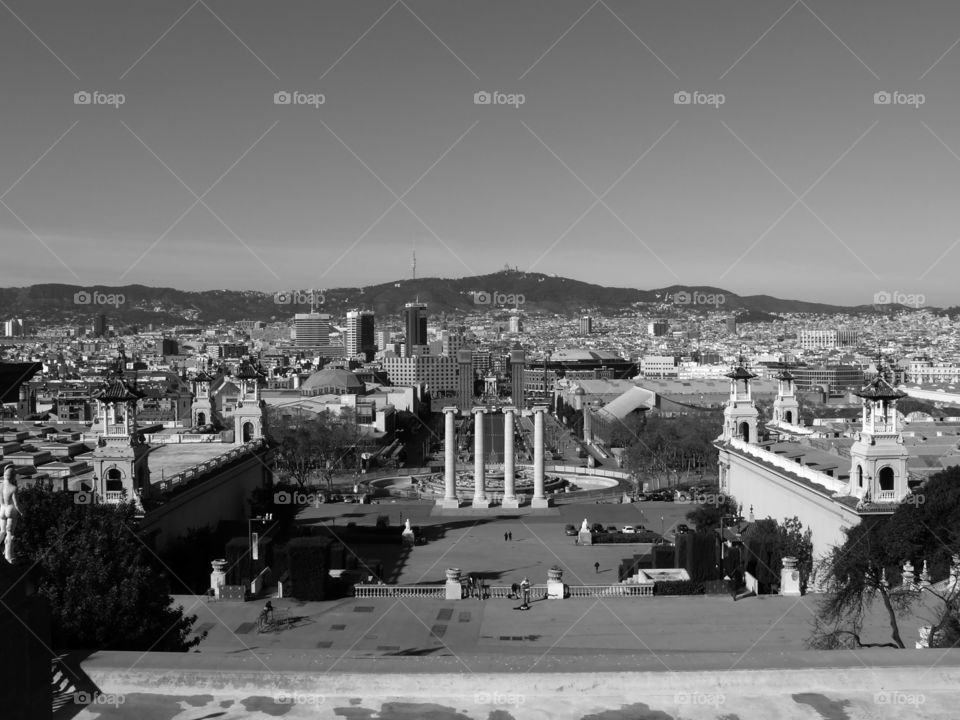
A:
[{"xmin": 79, "ymin": 650, "xmax": 960, "ymax": 698}]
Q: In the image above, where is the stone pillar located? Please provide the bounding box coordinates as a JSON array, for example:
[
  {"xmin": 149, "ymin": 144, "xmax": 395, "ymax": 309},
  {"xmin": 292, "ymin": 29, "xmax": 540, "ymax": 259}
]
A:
[
  {"xmin": 472, "ymin": 408, "xmax": 489, "ymax": 508},
  {"xmin": 210, "ymin": 558, "xmax": 228, "ymax": 599},
  {"xmin": 502, "ymin": 407, "xmax": 519, "ymax": 508},
  {"xmin": 902, "ymin": 560, "xmax": 915, "ymax": 589},
  {"xmin": 547, "ymin": 566, "xmax": 565, "ymax": 599},
  {"xmin": 780, "ymin": 556, "xmax": 801, "ymax": 596},
  {"xmin": 439, "ymin": 407, "xmax": 459, "ymax": 508},
  {"xmin": 445, "ymin": 568, "xmax": 464, "ymax": 600},
  {"xmin": 531, "ymin": 406, "xmax": 549, "ymax": 508}
]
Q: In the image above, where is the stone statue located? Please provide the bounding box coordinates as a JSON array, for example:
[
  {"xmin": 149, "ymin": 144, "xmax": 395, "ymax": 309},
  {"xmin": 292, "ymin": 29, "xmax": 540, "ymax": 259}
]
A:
[
  {"xmin": 0, "ymin": 466, "xmax": 22, "ymax": 564},
  {"xmin": 580, "ymin": 518, "xmax": 589, "ymax": 533}
]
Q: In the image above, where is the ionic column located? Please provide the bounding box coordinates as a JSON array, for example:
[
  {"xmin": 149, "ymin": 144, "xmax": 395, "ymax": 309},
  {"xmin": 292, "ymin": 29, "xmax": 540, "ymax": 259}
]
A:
[
  {"xmin": 532, "ymin": 406, "xmax": 549, "ymax": 508},
  {"xmin": 472, "ymin": 407, "xmax": 489, "ymax": 507},
  {"xmin": 438, "ymin": 407, "xmax": 459, "ymax": 508},
  {"xmin": 502, "ymin": 407, "xmax": 519, "ymax": 508}
]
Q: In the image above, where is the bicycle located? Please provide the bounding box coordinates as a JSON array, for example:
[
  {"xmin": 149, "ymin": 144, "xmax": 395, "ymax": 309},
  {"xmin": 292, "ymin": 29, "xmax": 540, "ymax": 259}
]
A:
[{"xmin": 257, "ymin": 607, "xmax": 291, "ymax": 633}]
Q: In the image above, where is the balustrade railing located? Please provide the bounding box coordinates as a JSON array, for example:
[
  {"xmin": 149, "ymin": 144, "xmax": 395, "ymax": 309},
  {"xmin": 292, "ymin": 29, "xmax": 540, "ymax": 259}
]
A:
[{"xmin": 353, "ymin": 584, "xmax": 445, "ymax": 598}]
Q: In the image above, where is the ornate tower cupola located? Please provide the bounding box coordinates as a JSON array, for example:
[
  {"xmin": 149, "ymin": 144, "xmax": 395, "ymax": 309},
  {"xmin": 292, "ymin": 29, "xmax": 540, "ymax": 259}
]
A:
[
  {"xmin": 722, "ymin": 360, "xmax": 759, "ymax": 443},
  {"xmin": 848, "ymin": 363, "xmax": 909, "ymax": 503},
  {"xmin": 772, "ymin": 366, "xmax": 800, "ymax": 427},
  {"xmin": 232, "ymin": 359, "xmax": 266, "ymax": 444},
  {"xmin": 191, "ymin": 369, "xmax": 215, "ymax": 428},
  {"xmin": 91, "ymin": 358, "xmax": 150, "ymax": 506}
]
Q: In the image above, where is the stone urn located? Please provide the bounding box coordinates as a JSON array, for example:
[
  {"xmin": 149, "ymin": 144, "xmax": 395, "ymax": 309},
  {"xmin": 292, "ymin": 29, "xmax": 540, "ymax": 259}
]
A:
[
  {"xmin": 548, "ymin": 566, "xmax": 563, "ymax": 583},
  {"xmin": 445, "ymin": 568, "xmax": 462, "ymax": 583}
]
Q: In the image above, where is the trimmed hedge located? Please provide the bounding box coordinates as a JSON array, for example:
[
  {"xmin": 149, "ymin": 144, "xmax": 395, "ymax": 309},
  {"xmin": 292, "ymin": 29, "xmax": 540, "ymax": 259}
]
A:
[
  {"xmin": 592, "ymin": 532, "xmax": 660, "ymax": 544},
  {"xmin": 653, "ymin": 580, "xmax": 705, "ymax": 596},
  {"xmin": 286, "ymin": 536, "xmax": 333, "ymax": 601}
]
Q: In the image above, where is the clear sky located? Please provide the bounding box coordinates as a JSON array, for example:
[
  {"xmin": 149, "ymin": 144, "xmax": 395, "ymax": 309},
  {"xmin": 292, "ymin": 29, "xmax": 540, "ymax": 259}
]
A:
[{"xmin": 2, "ymin": 0, "xmax": 960, "ymax": 306}]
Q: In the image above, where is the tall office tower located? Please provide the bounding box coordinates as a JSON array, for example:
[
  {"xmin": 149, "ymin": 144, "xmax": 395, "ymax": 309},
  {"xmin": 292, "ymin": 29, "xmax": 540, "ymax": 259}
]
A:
[
  {"xmin": 92, "ymin": 313, "xmax": 107, "ymax": 338},
  {"xmin": 726, "ymin": 316, "xmax": 738, "ymax": 335},
  {"xmin": 508, "ymin": 314, "xmax": 522, "ymax": 333},
  {"xmin": 457, "ymin": 349, "xmax": 474, "ymax": 411},
  {"xmin": 579, "ymin": 316, "xmax": 593, "ymax": 335},
  {"xmin": 510, "ymin": 349, "xmax": 525, "ymax": 408},
  {"xmin": 648, "ymin": 319, "xmax": 669, "ymax": 337},
  {"xmin": 404, "ymin": 302, "xmax": 428, "ymax": 348},
  {"xmin": 344, "ymin": 310, "xmax": 376, "ymax": 361},
  {"xmin": 294, "ymin": 312, "xmax": 331, "ymax": 349}
]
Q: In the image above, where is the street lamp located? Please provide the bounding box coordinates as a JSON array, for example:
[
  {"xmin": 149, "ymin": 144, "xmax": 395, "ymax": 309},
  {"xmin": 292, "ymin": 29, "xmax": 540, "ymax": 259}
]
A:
[
  {"xmin": 249, "ymin": 513, "xmax": 274, "ymax": 561},
  {"xmin": 660, "ymin": 515, "xmax": 664, "ymax": 543}
]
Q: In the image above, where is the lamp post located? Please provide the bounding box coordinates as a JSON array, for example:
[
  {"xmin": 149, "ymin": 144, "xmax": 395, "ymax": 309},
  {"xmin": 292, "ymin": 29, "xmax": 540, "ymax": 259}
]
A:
[
  {"xmin": 660, "ymin": 515, "xmax": 664, "ymax": 544},
  {"xmin": 248, "ymin": 513, "xmax": 274, "ymax": 561}
]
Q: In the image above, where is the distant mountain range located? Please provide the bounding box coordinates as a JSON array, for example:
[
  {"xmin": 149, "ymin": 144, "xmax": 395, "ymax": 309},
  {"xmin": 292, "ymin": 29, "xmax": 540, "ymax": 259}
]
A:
[{"xmin": 0, "ymin": 272, "xmax": 949, "ymax": 326}]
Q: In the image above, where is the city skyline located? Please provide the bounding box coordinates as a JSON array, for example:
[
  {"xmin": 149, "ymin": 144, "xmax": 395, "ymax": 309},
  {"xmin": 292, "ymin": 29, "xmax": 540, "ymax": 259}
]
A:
[{"xmin": 3, "ymin": 1, "xmax": 960, "ymax": 305}]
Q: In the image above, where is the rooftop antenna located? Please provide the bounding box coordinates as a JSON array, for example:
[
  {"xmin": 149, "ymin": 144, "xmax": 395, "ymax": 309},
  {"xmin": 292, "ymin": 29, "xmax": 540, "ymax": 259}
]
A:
[{"xmin": 411, "ymin": 248, "xmax": 416, "ymax": 281}]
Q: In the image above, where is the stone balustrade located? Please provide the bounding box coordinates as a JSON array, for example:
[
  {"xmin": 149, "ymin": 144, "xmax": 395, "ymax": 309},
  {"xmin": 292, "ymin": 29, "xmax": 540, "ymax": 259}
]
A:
[{"xmin": 353, "ymin": 584, "xmax": 445, "ymax": 598}]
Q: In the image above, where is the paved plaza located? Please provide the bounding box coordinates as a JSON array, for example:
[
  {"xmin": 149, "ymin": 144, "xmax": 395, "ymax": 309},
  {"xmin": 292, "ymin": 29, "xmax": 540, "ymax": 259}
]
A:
[{"xmin": 58, "ymin": 499, "xmax": 960, "ymax": 719}]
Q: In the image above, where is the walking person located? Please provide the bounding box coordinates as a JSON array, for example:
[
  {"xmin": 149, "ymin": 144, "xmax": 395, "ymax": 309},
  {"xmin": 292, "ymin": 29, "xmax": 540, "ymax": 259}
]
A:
[
  {"xmin": 594, "ymin": 561, "xmax": 600, "ymax": 574},
  {"xmin": 504, "ymin": 531, "xmax": 508, "ymax": 542}
]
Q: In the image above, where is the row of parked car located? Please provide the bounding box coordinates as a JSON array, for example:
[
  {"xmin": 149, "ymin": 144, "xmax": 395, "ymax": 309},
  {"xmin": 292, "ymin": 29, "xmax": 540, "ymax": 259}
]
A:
[{"xmin": 637, "ymin": 485, "xmax": 716, "ymax": 503}]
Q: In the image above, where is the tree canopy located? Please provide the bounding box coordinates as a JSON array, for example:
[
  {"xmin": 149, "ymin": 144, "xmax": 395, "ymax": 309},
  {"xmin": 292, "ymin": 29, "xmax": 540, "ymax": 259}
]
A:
[
  {"xmin": 621, "ymin": 413, "xmax": 722, "ymax": 489},
  {"xmin": 17, "ymin": 486, "xmax": 203, "ymax": 651}
]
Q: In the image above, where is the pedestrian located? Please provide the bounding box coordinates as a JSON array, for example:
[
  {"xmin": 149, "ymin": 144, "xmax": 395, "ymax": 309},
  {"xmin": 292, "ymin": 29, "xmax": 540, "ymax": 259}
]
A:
[
  {"xmin": 574, "ymin": 537, "xmax": 578, "ymax": 545},
  {"xmin": 508, "ymin": 531, "xmax": 513, "ymax": 541},
  {"xmin": 504, "ymin": 531, "xmax": 508, "ymax": 542},
  {"xmin": 594, "ymin": 561, "xmax": 600, "ymax": 574}
]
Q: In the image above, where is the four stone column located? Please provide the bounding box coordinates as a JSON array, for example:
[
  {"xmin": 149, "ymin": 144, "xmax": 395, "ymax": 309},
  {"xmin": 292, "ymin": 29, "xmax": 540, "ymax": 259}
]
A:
[
  {"xmin": 436, "ymin": 404, "xmax": 549, "ymax": 510},
  {"xmin": 502, "ymin": 407, "xmax": 519, "ymax": 508},
  {"xmin": 440, "ymin": 406, "xmax": 459, "ymax": 509},
  {"xmin": 472, "ymin": 407, "xmax": 489, "ymax": 508}
]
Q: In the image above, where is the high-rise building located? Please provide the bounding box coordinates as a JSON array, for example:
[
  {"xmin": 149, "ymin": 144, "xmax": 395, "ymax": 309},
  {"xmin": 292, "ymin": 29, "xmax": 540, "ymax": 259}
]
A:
[
  {"xmin": 726, "ymin": 317, "xmax": 738, "ymax": 335},
  {"xmin": 294, "ymin": 313, "xmax": 330, "ymax": 349},
  {"xmin": 510, "ymin": 350, "xmax": 525, "ymax": 408},
  {"xmin": 648, "ymin": 319, "xmax": 669, "ymax": 337},
  {"xmin": 508, "ymin": 314, "xmax": 522, "ymax": 333},
  {"xmin": 344, "ymin": 310, "xmax": 375, "ymax": 361},
  {"xmin": 92, "ymin": 314, "xmax": 107, "ymax": 338},
  {"xmin": 580, "ymin": 316, "xmax": 593, "ymax": 334},
  {"xmin": 404, "ymin": 303, "xmax": 428, "ymax": 348}
]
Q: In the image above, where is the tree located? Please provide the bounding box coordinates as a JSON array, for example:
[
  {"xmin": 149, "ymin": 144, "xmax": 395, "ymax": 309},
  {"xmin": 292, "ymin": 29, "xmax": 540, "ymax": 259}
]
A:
[
  {"xmin": 17, "ymin": 486, "xmax": 203, "ymax": 651},
  {"xmin": 267, "ymin": 407, "xmax": 365, "ymax": 489},
  {"xmin": 809, "ymin": 518, "xmax": 909, "ymax": 649},
  {"xmin": 685, "ymin": 494, "xmax": 738, "ymax": 532}
]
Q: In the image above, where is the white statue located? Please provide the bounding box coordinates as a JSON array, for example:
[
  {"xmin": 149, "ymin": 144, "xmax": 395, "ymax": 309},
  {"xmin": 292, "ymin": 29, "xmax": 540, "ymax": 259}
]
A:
[
  {"xmin": 580, "ymin": 518, "xmax": 589, "ymax": 533},
  {"xmin": 0, "ymin": 466, "xmax": 22, "ymax": 564},
  {"xmin": 404, "ymin": 519, "xmax": 413, "ymax": 533}
]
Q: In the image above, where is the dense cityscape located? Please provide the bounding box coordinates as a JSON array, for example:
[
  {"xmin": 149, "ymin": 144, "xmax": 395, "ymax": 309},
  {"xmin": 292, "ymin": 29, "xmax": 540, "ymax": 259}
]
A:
[{"xmin": 5, "ymin": 1, "xmax": 960, "ymax": 718}]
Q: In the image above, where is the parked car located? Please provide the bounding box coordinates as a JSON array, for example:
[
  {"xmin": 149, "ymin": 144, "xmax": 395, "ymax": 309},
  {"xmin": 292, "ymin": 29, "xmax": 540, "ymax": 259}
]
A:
[
  {"xmin": 606, "ymin": 525, "xmax": 619, "ymax": 533},
  {"xmin": 591, "ymin": 523, "xmax": 605, "ymax": 533},
  {"xmin": 564, "ymin": 524, "xmax": 577, "ymax": 536},
  {"xmin": 676, "ymin": 524, "xmax": 690, "ymax": 534},
  {"xmin": 621, "ymin": 526, "xmax": 636, "ymax": 534}
]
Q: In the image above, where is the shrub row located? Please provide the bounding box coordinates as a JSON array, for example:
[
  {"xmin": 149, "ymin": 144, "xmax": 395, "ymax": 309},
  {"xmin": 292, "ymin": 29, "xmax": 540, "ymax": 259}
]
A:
[
  {"xmin": 592, "ymin": 532, "xmax": 660, "ymax": 544},
  {"xmin": 653, "ymin": 580, "xmax": 705, "ymax": 596}
]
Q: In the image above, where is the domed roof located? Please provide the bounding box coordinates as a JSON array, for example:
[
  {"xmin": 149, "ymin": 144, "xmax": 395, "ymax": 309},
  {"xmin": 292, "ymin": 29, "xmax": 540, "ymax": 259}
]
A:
[
  {"xmin": 301, "ymin": 368, "xmax": 364, "ymax": 392},
  {"xmin": 573, "ymin": 386, "xmax": 585, "ymax": 395}
]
